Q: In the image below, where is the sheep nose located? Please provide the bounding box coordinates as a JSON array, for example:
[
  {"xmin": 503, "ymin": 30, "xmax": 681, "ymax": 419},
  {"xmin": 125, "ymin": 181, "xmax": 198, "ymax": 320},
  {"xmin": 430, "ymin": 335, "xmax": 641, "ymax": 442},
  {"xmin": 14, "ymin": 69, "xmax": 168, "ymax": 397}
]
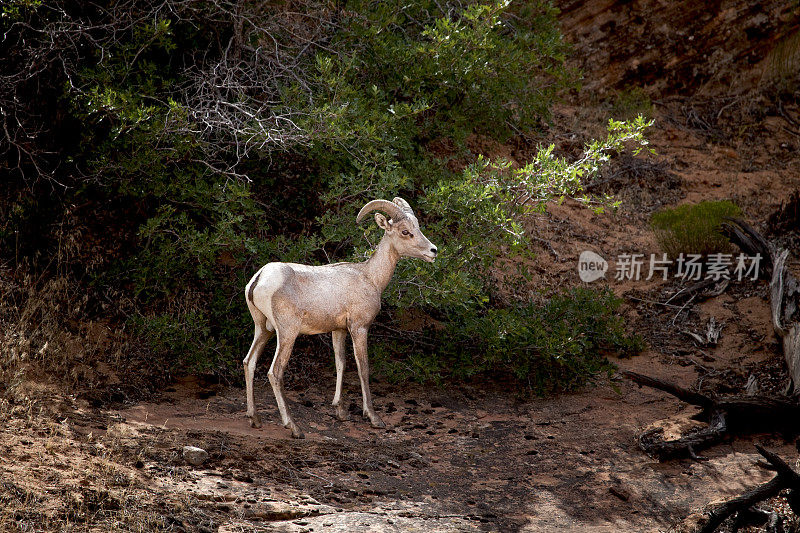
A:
[{"xmin": 430, "ymin": 247, "xmax": 438, "ymax": 254}]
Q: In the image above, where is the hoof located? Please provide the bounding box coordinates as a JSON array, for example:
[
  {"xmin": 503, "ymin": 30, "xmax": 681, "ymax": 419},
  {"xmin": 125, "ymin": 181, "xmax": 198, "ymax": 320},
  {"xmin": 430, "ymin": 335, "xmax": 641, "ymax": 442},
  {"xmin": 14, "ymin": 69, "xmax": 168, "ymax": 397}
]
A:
[
  {"xmin": 249, "ymin": 414, "xmax": 262, "ymax": 428},
  {"xmin": 286, "ymin": 421, "xmax": 305, "ymax": 439},
  {"xmin": 335, "ymin": 406, "xmax": 351, "ymax": 421},
  {"xmin": 369, "ymin": 415, "xmax": 386, "ymax": 429}
]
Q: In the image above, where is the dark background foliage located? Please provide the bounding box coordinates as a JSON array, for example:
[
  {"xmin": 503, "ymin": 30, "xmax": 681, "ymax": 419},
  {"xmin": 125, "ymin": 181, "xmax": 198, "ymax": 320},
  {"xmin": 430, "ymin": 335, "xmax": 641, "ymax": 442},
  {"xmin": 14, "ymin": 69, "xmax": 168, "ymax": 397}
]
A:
[{"xmin": 1, "ymin": 0, "xmax": 644, "ymax": 393}]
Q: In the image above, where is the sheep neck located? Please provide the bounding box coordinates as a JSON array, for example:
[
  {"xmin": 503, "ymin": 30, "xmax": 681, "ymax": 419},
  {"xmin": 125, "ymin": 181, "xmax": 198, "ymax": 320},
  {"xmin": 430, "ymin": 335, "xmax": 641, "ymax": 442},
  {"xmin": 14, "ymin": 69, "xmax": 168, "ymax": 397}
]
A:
[{"xmin": 363, "ymin": 234, "xmax": 400, "ymax": 293}]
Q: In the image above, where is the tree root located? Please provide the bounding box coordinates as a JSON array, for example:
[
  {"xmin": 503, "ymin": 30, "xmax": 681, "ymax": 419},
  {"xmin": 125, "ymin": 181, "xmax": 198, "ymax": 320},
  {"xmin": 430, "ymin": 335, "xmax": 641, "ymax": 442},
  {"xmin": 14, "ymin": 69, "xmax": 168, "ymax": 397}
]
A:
[
  {"xmin": 698, "ymin": 445, "xmax": 800, "ymax": 533},
  {"xmin": 621, "ymin": 371, "xmax": 800, "ymax": 460}
]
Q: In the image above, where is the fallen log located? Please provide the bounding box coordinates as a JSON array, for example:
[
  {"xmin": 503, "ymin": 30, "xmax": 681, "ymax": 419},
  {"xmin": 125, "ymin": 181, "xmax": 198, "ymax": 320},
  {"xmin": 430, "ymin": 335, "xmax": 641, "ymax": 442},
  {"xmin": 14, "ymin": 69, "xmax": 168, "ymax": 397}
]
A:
[
  {"xmin": 698, "ymin": 445, "xmax": 800, "ymax": 533},
  {"xmin": 722, "ymin": 219, "xmax": 800, "ymax": 395},
  {"xmin": 621, "ymin": 371, "xmax": 800, "ymax": 459}
]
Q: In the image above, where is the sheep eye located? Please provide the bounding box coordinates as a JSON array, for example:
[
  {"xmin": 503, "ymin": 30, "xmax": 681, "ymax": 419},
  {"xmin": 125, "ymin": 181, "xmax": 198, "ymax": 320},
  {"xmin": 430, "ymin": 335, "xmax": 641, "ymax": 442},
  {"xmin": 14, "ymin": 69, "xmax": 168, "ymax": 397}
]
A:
[{"xmin": 402, "ymin": 230, "xmax": 412, "ymax": 237}]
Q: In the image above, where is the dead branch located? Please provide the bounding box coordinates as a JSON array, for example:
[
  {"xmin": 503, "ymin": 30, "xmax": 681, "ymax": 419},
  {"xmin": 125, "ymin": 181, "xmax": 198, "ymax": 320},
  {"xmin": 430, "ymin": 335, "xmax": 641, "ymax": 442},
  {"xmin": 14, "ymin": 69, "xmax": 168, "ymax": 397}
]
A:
[
  {"xmin": 683, "ymin": 318, "xmax": 724, "ymax": 347},
  {"xmin": 663, "ymin": 278, "xmax": 721, "ymax": 305},
  {"xmin": 0, "ymin": 0, "xmax": 335, "ymax": 181},
  {"xmin": 722, "ymin": 219, "xmax": 800, "ymax": 395},
  {"xmin": 620, "ymin": 370, "xmax": 712, "ymax": 408},
  {"xmin": 638, "ymin": 411, "xmax": 727, "ymax": 461}
]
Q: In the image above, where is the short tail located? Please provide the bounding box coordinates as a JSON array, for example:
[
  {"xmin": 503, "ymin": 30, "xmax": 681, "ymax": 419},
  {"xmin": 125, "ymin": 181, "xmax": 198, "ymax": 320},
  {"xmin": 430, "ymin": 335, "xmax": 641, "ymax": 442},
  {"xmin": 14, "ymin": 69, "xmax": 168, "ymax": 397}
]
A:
[{"xmin": 246, "ymin": 269, "xmax": 262, "ymax": 304}]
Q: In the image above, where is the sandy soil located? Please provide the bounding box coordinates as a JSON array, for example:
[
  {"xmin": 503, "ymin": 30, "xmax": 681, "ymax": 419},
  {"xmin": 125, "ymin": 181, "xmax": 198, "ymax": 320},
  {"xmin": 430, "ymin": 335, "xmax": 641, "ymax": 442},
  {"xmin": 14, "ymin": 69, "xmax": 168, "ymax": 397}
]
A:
[{"xmin": 93, "ymin": 343, "xmax": 791, "ymax": 532}]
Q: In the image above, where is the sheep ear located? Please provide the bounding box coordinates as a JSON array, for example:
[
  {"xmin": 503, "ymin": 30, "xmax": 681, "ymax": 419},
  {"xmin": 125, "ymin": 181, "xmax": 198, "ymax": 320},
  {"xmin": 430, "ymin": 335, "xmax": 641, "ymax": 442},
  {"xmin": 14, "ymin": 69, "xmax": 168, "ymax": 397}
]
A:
[{"xmin": 375, "ymin": 213, "xmax": 390, "ymax": 230}]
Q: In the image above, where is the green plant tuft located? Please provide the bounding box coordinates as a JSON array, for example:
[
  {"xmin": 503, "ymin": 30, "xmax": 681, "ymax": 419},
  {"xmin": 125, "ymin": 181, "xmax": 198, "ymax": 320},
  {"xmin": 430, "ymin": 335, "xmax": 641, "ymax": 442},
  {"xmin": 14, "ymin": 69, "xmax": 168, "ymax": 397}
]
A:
[
  {"xmin": 651, "ymin": 200, "xmax": 742, "ymax": 257},
  {"xmin": 611, "ymin": 87, "xmax": 653, "ymax": 120}
]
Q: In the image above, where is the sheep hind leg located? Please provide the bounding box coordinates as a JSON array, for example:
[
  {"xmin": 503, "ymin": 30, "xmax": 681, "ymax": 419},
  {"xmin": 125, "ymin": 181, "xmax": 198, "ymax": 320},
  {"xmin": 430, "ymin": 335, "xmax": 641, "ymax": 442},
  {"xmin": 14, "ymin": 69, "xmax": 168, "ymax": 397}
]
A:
[
  {"xmin": 244, "ymin": 309, "xmax": 274, "ymax": 428},
  {"xmin": 331, "ymin": 329, "xmax": 350, "ymax": 421},
  {"xmin": 267, "ymin": 329, "xmax": 303, "ymax": 438}
]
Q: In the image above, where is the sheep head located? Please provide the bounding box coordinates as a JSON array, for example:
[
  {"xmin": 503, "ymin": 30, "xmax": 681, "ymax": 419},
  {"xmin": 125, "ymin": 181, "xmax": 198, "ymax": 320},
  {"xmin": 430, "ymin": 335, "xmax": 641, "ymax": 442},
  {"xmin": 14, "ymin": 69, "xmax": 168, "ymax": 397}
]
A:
[{"xmin": 357, "ymin": 198, "xmax": 438, "ymax": 262}]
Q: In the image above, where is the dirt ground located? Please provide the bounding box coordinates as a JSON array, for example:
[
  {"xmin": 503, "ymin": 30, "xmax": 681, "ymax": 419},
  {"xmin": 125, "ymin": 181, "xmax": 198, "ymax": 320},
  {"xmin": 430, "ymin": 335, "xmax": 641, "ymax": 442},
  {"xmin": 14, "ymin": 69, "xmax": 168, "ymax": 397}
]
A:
[
  {"xmin": 102, "ymin": 358, "xmax": 792, "ymax": 533},
  {"xmin": 5, "ymin": 331, "xmax": 793, "ymax": 531}
]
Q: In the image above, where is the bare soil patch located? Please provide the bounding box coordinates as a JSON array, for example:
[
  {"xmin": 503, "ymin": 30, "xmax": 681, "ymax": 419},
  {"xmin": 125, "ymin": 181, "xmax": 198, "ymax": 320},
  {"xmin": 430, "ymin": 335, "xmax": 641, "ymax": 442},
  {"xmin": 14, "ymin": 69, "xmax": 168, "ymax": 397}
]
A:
[{"xmin": 84, "ymin": 364, "xmax": 786, "ymax": 532}]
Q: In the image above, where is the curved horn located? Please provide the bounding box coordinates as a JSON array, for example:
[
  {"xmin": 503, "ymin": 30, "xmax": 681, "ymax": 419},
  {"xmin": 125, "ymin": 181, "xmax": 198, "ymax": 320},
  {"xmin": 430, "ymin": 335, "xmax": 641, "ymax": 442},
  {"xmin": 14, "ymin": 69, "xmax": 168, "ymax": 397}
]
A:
[
  {"xmin": 356, "ymin": 199, "xmax": 406, "ymax": 224},
  {"xmin": 392, "ymin": 197, "xmax": 415, "ymax": 217}
]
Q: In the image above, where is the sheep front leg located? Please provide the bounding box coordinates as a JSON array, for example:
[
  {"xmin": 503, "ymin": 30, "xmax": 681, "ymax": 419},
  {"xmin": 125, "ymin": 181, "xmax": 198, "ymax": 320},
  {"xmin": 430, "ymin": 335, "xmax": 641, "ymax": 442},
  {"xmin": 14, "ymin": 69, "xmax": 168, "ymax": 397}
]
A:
[
  {"xmin": 267, "ymin": 330, "xmax": 304, "ymax": 439},
  {"xmin": 331, "ymin": 329, "xmax": 350, "ymax": 421},
  {"xmin": 350, "ymin": 327, "xmax": 385, "ymax": 429}
]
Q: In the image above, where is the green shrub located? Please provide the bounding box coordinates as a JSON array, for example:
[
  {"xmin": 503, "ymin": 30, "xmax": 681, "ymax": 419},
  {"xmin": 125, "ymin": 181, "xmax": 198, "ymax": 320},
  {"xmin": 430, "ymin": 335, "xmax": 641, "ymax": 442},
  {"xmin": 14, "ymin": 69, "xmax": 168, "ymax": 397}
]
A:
[
  {"xmin": 376, "ymin": 287, "xmax": 644, "ymax": 393},
  {"xmin": 651, "ymin": 200, "xmax": 742, "ymax": 257}
]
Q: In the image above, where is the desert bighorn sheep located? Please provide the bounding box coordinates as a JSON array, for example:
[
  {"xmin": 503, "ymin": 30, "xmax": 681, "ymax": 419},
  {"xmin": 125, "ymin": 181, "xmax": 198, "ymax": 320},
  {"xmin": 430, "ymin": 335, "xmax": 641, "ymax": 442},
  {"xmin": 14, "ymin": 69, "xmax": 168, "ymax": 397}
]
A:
[{"xmin": 243, "ymin": 197, "xmax": 437, "ymax": 438}]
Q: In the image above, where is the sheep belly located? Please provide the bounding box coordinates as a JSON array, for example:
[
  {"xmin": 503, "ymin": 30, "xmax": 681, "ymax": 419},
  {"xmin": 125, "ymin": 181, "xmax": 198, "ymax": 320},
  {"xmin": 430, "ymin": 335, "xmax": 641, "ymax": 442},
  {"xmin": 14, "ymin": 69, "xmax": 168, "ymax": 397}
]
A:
[
  {"xmin": 282, "ymin": 277, "xmax": 375, "ymax": 336},
  {"xmin": 294, "ymin": 290, "xmax": 348, "ymax": 334}
]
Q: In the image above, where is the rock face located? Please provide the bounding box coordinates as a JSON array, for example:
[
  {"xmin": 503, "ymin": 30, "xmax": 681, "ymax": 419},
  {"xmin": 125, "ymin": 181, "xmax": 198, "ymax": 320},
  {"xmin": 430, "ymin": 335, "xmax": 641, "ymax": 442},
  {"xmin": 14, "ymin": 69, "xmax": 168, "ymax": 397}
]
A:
[
  {"xmin": 220, "ymin": 506, "xmax": 481, "ymax": 533},
  {"xmin": 182, "ymin": 446, "xmax": 209, "ymax": 466}
]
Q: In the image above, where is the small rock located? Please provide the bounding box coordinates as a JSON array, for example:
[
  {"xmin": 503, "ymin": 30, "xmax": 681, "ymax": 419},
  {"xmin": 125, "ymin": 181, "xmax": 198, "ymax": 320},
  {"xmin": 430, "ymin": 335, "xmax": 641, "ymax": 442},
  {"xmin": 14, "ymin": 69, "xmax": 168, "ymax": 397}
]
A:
[
  {"xmin": 183, "ymin": 446, "xmax": 209, "ymax": 466},
  {"xmin": 233, "ymin": 471, "xmax": 253, "ymax": 483},
  {"xmin": 244, "ymin": 501, "xmax": 308, "ymax": 521},
  {"xmin": 745, "ymin": 374, "xmax": 759, "ymax": 395},
  {"xmin": 407, "ymin": 451, "xmax": 430, "ymax": 467}
]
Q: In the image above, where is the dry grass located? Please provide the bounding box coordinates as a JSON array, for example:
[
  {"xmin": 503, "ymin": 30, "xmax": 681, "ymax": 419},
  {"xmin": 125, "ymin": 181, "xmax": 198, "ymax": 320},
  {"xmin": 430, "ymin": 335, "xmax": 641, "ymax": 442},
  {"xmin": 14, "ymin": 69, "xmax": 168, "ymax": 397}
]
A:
[
  {"xmin": 0, "ymin": 273, "xmax": 184, "ymax": 530},
  {"xmin": 0, "ymin": 266, "xmax": 175, "ymax": 415},
  {"xmin": 0, "ymin": 394, "xmax": 226, "ymax": 531}
]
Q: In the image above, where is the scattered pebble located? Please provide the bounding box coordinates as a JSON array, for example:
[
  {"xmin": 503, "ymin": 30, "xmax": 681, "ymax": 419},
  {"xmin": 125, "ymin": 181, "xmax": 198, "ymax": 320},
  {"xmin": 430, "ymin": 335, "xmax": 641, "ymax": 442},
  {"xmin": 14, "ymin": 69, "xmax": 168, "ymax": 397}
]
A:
[{"xmin": 182, "ymin": 446, "xmax": 209, "ymax": 466}]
